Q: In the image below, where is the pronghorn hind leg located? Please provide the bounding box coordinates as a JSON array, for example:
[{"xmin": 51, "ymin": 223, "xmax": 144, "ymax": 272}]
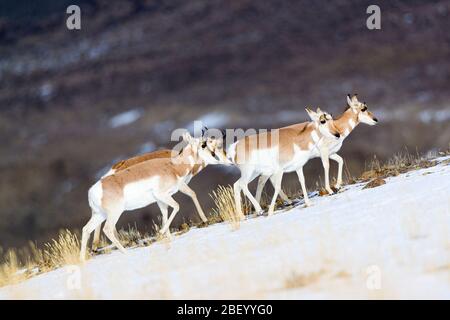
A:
[
  {"xmin": 233, "ymin": 180, "xmax": 245, "ymax": 220},
  {"xmin": 157, "ymin": 195, "xmax": 180, "ymax": 236},
  {"xmin": 268, "ymin": 175, "xmax": 291, "ymax": 205},
  {"xmin": 267, "ymin": 171, "xmax": 283, "ymax": 216},
  {"xmin": 92, "ymin": 223, "xmax": 103, "ymax": 252},
  {"xmin": 178, "ymin": 182, "xmax": 207, "ymax": 223},
  {"xmin": 329, "ymin": 153, "xmax": 344, "ymax": 190},
  {"xmin": 80, "ymin": 211, "xmax": 105, "ymax": 262}
]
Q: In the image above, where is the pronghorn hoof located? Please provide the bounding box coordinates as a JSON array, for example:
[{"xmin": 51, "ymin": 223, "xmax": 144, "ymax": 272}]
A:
[
  {"xmin": 304, "ymin": 201, "xmax": 313, "ymax": 207},
  {"xmin": 197, "ymin": 221, "xmax": 209, "ymax": 228},
  {"xmin": 256, "ymin": 210, "xmax": 265, "ymax": 216},
  {"xmin": 284, "ymin": 200, "xmax": 293, "ymax": 207}
]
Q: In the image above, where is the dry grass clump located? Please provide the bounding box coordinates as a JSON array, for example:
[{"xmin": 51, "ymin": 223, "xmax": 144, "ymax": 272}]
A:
[
  {"xmin": 361, "ymin": 149, "xmax": 438, "ymax": 182},
  {"xmin": 41, "ymin": 229, "xmax": 80, "ymax": 268},
  {"xmin": 0, "ymin": 229, "xmax": 80, "ymax": 287},
  {"xmin": 210, "ymin": 185, "xmax": 251, "ymax": 229},
  {"xmin": 0, "ymin": 250, "xmax": 26, "ymax": 287},
  {"xmin": 118, "ymin": 225, "xmax": 146, "ymax": 247}
]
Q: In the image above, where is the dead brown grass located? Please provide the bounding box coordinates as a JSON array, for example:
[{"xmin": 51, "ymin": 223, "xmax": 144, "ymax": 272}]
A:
[
  {"xmin": 285, "ymin": 269, "xmax": 327, "ymax": 289},
  {"xmin": 0, "ymin": 229, "xmax": 80, "ymax": 287},
  {"xmin": 360, "ymin": 149, "xmax": 440, "ymax": 182},
  {"xmin": 210, "ymin": 185, "xmax": 250, "ymax": 230}
]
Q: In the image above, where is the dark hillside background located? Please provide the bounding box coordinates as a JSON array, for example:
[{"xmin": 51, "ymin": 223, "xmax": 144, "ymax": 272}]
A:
[{"xmin": 0, "ymin": 0, "xmax": 449, "ymax": 249}]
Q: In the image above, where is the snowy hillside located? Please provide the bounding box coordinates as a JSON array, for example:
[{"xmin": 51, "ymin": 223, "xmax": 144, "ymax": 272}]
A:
[{"xmin": 1, "ymin": 157, "xmax": 449, "ymax": 299}]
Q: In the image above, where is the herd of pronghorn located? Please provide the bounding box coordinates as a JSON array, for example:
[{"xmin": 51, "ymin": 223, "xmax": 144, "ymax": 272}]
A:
[{"xmin": 80, "ymin": 94, "xmax": 378, "ymax": 261}]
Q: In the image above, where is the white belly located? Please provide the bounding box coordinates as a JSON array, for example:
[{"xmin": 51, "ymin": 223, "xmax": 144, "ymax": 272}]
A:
[
  {"xmin": 309, "ymin": 138, "xmax": 345, "ymax": 160},
  {"xmin": 328, "ymin": 139, "xmax": 344, "ymax": 155},
  {"xmin": 123, "ymin": 177, "xmax": 160, "ymax": 211},
  {"xmin": 249, "ymin": 147, "xmax": 281, "ymax": 176},
  {"xmin": 283, "ymin": 145, "xmax": 312, "ymax": 172}
]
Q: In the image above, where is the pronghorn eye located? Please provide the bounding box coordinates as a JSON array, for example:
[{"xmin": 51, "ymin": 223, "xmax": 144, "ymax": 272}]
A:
[
  {"xmin": 361, "ymin": 106, "xmax": 367, "ymax": 112},
  {"xmin": 320, "ymin": 119, "xmax": 326, "ymax": 124},
  {"xmin": 201, "ymin": 142, "xmax": 207, "ymax": 149}
]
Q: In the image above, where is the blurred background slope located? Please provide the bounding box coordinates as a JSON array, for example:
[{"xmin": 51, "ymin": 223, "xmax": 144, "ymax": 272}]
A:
[{"xmin": 0, "ymin": 0, "xmax": 449, "ymax": 248}]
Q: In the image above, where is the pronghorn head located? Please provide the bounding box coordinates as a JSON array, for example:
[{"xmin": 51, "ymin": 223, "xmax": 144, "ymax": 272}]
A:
[
  {"xmin": 201, "ymin": 135, "xmax": 231, "ymax": 165},
  {"xmin": 181, "ymin": 132, "xmax": 219, "ymax": 165},
  {"xmin": 346, "ymin": 94, "xmax": 378, "ymax": 126},
  {"xmin": 305, "ymin": 107, "xmax": 341, "ymax": 139}
]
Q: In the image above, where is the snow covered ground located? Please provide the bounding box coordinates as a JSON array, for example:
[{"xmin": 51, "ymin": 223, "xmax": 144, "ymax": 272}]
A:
[{"xmin": 1, "ymin": 157, "xmax": 449, "ymax": 299}]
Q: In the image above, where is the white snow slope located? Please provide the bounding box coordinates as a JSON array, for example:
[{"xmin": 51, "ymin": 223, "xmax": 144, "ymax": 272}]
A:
[{"xmin": 1, "ymin": 157, "xmax": 449, "ymax": 299}]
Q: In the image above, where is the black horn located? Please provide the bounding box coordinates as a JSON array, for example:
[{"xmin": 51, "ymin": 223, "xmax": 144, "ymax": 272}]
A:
[{"xmin": 221, "ymin": 128, "xmax": 227, "ymax": 140}]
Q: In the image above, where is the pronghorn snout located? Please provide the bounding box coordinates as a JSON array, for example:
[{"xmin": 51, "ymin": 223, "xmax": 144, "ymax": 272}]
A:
[{"xmin": 334, "ymin": 132, "xmax": 340, "ymax": 138}]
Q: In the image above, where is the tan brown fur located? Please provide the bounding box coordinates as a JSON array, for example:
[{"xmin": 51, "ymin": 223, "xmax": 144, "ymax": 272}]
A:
[
  {"xmin": 233, "ymin": 122, "xmax": 317, "ymax": 165},
  {"xmin": 101, "ymin": 146, "xmax": 200, "ymax": 209},
  {"xmin": 112, "ymin": 148, "xmax": 206, "ymax": 179},
  {"xmin": 334, "ymin": 108, "xmax": 358, "ymax": 135},
  {"xmin": 111, "ymin": 149, "xmax": 172, "ymax": 171}
]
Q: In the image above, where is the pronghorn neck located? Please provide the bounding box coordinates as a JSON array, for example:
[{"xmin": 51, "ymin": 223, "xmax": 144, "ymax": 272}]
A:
[
  {"xmin": 291, "ymin": 121, "xmax": 322, "ymax": 149},
  {"xmin": 173, "ymin": 144, "xmax": 199, "ymax": 175},
  {"xmin": 309, "ymin": 122, "xmax": 324, "ymax": 146},
  {"xmin": 335, "ymin": 108, "xmax": 359, "ymax": 138}
]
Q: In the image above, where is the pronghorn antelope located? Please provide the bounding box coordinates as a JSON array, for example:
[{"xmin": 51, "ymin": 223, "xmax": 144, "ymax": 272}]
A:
[
  {"xmin": 226, "ymin": 107, "xmax": 340, "ymax": 218},
  {"xmin": 80, "ymin": 132, "xmax": 227, "ymax": 261},
  {"xmin": 254, "ymin": 94, "xmax": 378, "ymax": 201},
  {"xmin": 98, "ymin": 136, "xmax": 223, "ymax": 228}
]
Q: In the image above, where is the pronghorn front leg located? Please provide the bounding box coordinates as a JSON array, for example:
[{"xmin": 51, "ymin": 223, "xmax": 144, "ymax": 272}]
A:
[
  {"xmin": 179, "ymin": 182, "xmax": 208, "ymax": 223},
  {"xmin": 255, "ymin": 175, "xmax": 270, "ymax": 204},
  {"xmin": 329, "ymin": 153, "xmax": 344, "ymax": 190},
  {"xmin": 102, "ymin": 208, "xmax": 127, "ymax": 254},
  {"xmin": 296, "ymin": 166, "xmax": 312, "ymax": 207},
  {"xmin": 241, "ymin": 182, "xmax": 263, "ymax": 215},
  {"xmin": 156, "ymin": 201, "xmax": 172, "ymax": 239},
  {"xmin": 265, "ymin": 175, "xmax": 291, "ymax": 205},
  {"xmin": 269, "ymin": 175, "xmax": 291, "ymax": 204},
  {"xmin": 320, "ymin": 150, "xmax": 334, "ymax": 195}
]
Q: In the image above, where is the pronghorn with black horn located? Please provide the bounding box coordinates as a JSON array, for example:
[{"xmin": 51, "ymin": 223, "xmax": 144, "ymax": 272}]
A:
[
  {"xmin": 227, "ymin": 107, "xmax": 341, "ymax": 218},
  {"xmin": 80, "ymin": 132, "xmax": 228, "ymax": 261},
  {"xmin": 254, "ymin": 94, "xmax": 378, "ymax": 202}
]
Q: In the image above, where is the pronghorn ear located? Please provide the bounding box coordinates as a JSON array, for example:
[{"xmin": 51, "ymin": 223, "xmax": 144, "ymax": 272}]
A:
[
  {"xmin": 316, "ymin": 107, "xmax": 322, "ymax": 113},
  {"xmin": 182, "ymin": 132, "xmax": 193, "ymax": 143},
  {"xmin": 305, "ymin": 107, "xmax": 319, "ymax": 121},
  {"xmin": 347, "ymin": 95, "xmax": 353, "ymax": 106}
]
